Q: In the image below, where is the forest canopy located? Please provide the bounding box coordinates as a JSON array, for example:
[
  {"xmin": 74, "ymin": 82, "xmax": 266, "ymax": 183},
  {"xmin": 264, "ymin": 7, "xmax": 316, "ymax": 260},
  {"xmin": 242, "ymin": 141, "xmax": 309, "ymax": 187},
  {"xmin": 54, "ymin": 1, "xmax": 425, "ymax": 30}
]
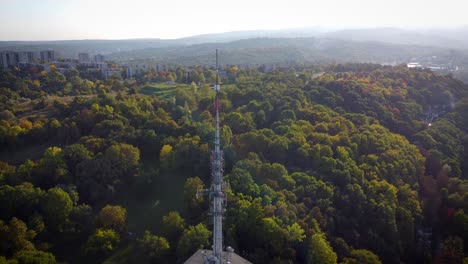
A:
[{"xmin": 0, "ymin": 63, "xmax": 467, "ymax": 263}]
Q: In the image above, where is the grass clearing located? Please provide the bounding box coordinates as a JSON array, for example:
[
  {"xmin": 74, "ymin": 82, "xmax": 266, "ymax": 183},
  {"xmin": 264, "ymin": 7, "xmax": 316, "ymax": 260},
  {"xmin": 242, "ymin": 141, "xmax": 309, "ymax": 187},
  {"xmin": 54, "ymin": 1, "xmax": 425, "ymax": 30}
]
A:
[{"xmin": 139, "ymin": 82, "xmax": 192, "ymax": 98}]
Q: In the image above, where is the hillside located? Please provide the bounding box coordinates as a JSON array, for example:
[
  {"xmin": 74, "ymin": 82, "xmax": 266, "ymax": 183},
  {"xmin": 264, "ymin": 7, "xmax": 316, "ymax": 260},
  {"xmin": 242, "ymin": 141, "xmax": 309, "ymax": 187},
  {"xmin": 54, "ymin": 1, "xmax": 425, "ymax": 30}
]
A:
[
  {"xmin": 3, "ymin": 27, "xmax": 468, "ymax": 66},
  {"xmin": 106, "ymin": 37, "xmax": 452, "ymax": 65},
  {"xmin": 1, "ymin": 64, "xmax": 468, "ymax": 263},
  {"xmin": 320, "ymin": 27, "xmax": 468, "ymax": 49}
]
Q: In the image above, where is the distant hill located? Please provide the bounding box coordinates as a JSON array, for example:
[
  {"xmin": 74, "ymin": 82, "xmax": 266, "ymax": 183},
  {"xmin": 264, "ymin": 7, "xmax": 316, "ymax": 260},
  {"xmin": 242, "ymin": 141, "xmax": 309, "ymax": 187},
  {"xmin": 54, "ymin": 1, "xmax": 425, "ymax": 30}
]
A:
[
  {"xmin": 106, "ymin": 37, "xmax": 454, "ymax": 66},
  {"xmin": 320, "ymin": 27, "xmax": 468, "ymax": 49},
  {"xmin": 106, "ymin": 38, "xmax": 322, "ymax": 65},
  {"xmin": 1, "ymin": 27, "xmax": 468, "ymax": 67},
  {"xmin": 176, "ymin": 27, "xmax": 326, "ymax": 44},
  {"xmin": 0, "ymin": 28, "xmax": 325, "ymax": 59}
]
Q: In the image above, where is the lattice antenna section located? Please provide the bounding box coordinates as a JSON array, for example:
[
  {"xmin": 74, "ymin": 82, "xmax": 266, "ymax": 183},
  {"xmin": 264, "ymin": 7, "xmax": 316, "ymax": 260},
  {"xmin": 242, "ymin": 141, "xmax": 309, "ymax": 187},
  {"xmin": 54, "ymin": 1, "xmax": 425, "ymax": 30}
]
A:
[{"xmin": 195, "ymin": 49, "xmax": 229, "ymax": 264}]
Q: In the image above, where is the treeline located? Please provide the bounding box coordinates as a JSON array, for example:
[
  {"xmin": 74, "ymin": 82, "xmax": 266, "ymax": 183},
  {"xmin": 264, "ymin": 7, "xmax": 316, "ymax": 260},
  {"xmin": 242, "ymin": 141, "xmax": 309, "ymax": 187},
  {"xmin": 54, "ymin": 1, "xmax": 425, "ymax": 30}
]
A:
[{"xmin": 0, "ymin": 63, "xmax": 467, "ymax": 263}]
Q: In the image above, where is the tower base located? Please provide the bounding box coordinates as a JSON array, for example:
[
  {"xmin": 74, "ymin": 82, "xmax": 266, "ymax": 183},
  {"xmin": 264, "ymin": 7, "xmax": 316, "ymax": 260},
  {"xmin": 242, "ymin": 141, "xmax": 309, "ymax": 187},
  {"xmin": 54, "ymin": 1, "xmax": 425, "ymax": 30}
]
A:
[{"xmin": 184, "ymin": 249, "xmax": 252, "ymax": 264}]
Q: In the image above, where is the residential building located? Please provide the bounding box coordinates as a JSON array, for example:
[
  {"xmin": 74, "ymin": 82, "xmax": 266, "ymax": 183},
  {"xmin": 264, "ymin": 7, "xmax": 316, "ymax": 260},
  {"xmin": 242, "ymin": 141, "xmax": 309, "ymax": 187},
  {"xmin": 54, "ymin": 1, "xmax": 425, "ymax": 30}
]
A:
[
  {"xmin": 126, "ymin": 67, "xmax": 139, "ymax": 77},
  {"xmin": 0, "ymin": 53, "xmax": 6, "ymax": 69},
  {"xmin": 103, "ymin": 69, "xmax": 121, "ymax": 79},
  {"xmin": 94, "ymin": 54, "xmax": 105, "ymax": 63},
  {"xmin": 18, "ymin": 51, "xmax": 35, "ymax": 63},
  {"xmin": 96, "ymin": 62, "xmax": 108, "ymax": 70},
  {"xmin": 0, "ymin": 51, "xmax": 19, "ymax": 69},
  {"xmin": 78, "ymin": 53, "xmax": 90, "ymax": 63},
  {"xmin": 40, "ymin": 50, "xmax": 55, "ymax": 62}
]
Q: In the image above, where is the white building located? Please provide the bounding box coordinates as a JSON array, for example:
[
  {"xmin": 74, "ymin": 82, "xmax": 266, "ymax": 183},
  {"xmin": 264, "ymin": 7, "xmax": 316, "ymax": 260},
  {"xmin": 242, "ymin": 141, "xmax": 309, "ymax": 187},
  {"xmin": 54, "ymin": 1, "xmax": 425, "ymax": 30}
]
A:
[{"xmin": 407, "ymin": 62, "xmax": 422, "ymax": 68}]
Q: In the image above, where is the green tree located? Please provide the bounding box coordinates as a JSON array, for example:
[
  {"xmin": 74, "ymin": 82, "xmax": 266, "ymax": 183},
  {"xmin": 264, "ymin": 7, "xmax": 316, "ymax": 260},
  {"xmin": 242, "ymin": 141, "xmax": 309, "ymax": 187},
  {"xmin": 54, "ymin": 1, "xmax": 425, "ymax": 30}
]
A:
[
  {"xmin": 223, "ymin": 112, "xmax": 255, "ymax": 134},
  {"xmin": 176, "ymin": 224, "xmax": 211, "ymax": 261},
  {"xmin": 343, "ymin": 249, "xmax": 382, "ymax": 264},
  {"xmin": 0, "ymin": 256, "xmax": 17, "ymax": 264},
  {"xmin": 97, "ymin": 205, "xmax": 127, "ymax": 232},
  {"xmin": 41, "ymin": 187, "xmax": 73, "ymax": 232},
  {"xmin": 160, "ymin": 144, "xmax": 174, "ymax": 170},
  {"xmin": 454, "ymin": 209, "xmax": 468, "ymax": 240},
  {"xmin": 226, "ymin": 197, "xmax": 264, "ymax": 251},
  {"xmin": 0, "ymin": 161, "xmax": 15, "ymax": 184},
  {"xmin": 102, "ymin": 143, "xmax": 140, "ymax": 185},
  {"xmin": 280, "ymin": 109, "xmax": 296, "ymax": 121},
  {"xmin": 0, "ymin": 218, "xmax": 36, "ymax": 256},
  {"xmin": 13, "ymin": 250, "xmax": 56, "ymax": 264},
  {"xmin": 226, "ymin": 168, "xmax": 259, "ymax": 197},
  {"xmin": 69, "ymin": 204, "xmax": 94, "ymax": 234},
  {"xmin": 0, "ymin": 183, "xmax": 45, "ymax": 222},
  {"xmin": 286, "ymin": 223, "xmax": 306, "ymax": 243},
  {"xmin": 137, "ymin": 231, "xmax": 170, "ymax": 260},
  {"xmin": 221, "ymin": 125, "xmax": 233, "ymax": 146},
  {"xmin": 62, "ymin": 144, "xmax": 93, "ymax": 174},
  {"xmin": 16, "ymin": 160, "xmax": 36, "ymax": 183},
  {"xmin": 84, "ymin": 229, "xmax": 120, "ymax": 255},
  {"xmin": 184, "ymin": 177, "xmax": 204, "ymax": 208},
  {"xmin": 258, "ymin": 218, "xmax": 288, "ymax": 254},
  {"xmin": 307, "ymin": 233, "xmax": 338, "ymax": 264},
  {"xmin": 161, "ymin": 211, "xmax": 185, "ymax": 242},
  {"xmin": 34, "ymin": 147, "xmax": 69, "ymax": 188}
]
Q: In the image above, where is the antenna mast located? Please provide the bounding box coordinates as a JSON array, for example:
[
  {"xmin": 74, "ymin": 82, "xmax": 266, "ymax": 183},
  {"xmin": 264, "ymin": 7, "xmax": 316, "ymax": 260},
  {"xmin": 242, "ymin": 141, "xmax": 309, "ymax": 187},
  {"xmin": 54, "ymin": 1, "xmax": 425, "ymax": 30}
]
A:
[
  {"xmin": 197, "ymin": 49, "xmax": 226, "ymax": 264},
  {"xmin": 212, "ymin": 48, "xmax": 224, "ymax": 263}
]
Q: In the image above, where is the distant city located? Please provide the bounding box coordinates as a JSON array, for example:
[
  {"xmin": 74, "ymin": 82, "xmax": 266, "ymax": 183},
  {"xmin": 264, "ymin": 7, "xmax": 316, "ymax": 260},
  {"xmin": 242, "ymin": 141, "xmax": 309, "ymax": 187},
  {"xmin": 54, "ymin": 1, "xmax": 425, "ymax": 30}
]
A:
[
  {"xmin": 1, "ymin": 47, "xmax": 464, "ymax": 84},
  {"xmin": 0, "ymin": 49, "xmax": 315, "ymax": 82},
  {"xmin": 0, "ymin": 50, "xmax": 179, "ymax": 80},
  {"xmin": 406, "ymin": 60, "xmax": 460, "ymax": 72}
]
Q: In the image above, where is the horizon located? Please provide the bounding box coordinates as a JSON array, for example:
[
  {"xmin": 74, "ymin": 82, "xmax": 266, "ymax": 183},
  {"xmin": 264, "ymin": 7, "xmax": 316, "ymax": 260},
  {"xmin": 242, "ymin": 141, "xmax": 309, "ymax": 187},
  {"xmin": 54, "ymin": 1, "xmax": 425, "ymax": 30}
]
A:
[
  {"xmin": 1, "ymin": 25, "xmax": 468, "ymax": 42},
  {"xmin": 1, "ymin": 0, "xmax": 467, "ymax": 41}
]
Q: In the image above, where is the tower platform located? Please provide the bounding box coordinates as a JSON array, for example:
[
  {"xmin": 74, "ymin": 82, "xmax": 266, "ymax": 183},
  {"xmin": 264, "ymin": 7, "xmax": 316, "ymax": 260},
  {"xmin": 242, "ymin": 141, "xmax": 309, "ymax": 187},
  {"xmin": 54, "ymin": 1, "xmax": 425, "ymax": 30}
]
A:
[{"xmin": 184, "ymin": 249, "xmax": 252, "ymax": 264}]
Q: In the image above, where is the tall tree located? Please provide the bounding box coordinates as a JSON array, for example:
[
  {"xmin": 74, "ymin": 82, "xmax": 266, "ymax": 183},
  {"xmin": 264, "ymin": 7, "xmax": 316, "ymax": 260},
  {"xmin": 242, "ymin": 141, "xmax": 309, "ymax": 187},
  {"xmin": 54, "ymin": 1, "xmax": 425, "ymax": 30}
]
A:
[
  {"xmin": 97, "ymin": 205, "xmax": 127, "ymax": 232},
  {"xmin": 41, "ymin": 187, "xmax": 73, "ymax": 232},
  {"xmin": 307, "ymin": 233, "xmax": 338, "ymax": 264}
]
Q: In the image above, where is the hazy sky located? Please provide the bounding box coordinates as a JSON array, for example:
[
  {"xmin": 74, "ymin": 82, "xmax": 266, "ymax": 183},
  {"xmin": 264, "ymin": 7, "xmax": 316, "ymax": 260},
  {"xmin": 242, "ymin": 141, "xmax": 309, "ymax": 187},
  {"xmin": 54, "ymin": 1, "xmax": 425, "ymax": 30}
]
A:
[{"xmin": 0, "ymin": 0, "xmax": 466, "ymax": 40}]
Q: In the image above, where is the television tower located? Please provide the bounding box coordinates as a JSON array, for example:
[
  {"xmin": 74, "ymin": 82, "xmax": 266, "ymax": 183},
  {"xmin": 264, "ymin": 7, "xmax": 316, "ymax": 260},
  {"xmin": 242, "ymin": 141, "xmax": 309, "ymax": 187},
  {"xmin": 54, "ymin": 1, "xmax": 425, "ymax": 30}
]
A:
[
  {"xmin": 187, "ymin": 50, "xmax": 251, "ymax": 264},
  {"xmin": 210, "ymin": 48, "xmax": 225, "ymax": 263},
  {"xmin": 195, "ymin": 49, "xmax": 226, "ymax": 264}
]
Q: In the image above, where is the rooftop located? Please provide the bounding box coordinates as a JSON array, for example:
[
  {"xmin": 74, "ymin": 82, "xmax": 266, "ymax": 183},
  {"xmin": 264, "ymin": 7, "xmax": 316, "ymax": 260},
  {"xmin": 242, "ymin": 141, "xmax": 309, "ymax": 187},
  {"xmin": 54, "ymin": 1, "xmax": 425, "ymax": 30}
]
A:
[{"xmin": 184, "ymin": 250, "xmax": 252, "ymax": 264}]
